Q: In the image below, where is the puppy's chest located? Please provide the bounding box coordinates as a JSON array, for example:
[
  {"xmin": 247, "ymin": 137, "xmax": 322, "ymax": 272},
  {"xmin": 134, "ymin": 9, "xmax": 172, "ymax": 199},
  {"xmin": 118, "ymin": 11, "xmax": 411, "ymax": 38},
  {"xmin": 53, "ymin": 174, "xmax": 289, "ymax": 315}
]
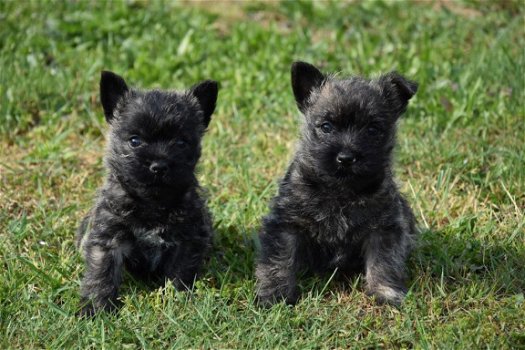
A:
[
  {"xmin": 125, "ymin": 205, "xmax": 189, "ymax": 241},
  {"xmin": 125, "ymin": 225, "xmax": 174, "ymax": 272},
  {"xmin": 302, "ymin": 199, "xmax": 374, "ymax": 243},
  {"xmin": 132, "ymin": 225, "xmax": 175, "ymax": 247},
  {"xmin": 129, "ymin": 212, "xmax": 189, "ymax": 247}
]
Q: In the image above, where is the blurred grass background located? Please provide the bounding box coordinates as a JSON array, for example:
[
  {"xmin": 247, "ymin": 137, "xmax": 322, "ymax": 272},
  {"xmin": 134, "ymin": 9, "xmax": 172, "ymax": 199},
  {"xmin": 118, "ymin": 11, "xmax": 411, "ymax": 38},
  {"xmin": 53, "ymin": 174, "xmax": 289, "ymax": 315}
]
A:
[{"xmin": 0, "ymin": 0, "xmax": 524, "ymax": 348}]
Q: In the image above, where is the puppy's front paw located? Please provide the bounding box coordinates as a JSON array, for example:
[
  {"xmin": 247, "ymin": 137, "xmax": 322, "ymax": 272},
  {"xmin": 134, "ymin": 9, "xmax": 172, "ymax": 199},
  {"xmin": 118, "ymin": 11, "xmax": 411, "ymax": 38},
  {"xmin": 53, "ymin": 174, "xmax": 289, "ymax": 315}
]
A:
[
  {"xmin": 366, "ymin": 284, "xmax": 406, "ymax": 306},
  {"xmin": 255, "ymin": 287, "xmax": 299, "ymax": 308},
  {"xmin": 77, "ymin": 297, "xmax": 118, "ymax": 318},
  {"xmin": 77, "ymin": 298, "xmax": 98, "ymax": 318}
]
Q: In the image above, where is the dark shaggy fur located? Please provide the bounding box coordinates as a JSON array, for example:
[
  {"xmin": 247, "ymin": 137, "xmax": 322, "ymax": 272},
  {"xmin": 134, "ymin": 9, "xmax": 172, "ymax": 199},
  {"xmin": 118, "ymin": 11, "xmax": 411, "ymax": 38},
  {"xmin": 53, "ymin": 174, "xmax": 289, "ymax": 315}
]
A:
[
  {"xmin": 76, "ymin": 71, "xmax": 218, "ymax": 316},
  {"xmin": 255, "ymin": 61, "xmax": 418, "ymax": 307}
]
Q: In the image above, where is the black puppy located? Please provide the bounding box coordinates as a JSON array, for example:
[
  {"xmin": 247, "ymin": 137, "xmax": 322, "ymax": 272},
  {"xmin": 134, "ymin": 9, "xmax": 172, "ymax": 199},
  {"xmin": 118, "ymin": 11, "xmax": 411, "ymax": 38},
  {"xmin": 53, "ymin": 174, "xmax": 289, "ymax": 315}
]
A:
[
  {"xmin": 256, "ymin": 62, "xmax": 418, "ymax": 307},
  {"xmin": 77, "ymin": 71, "xmax": 218, "ymax": 316}
]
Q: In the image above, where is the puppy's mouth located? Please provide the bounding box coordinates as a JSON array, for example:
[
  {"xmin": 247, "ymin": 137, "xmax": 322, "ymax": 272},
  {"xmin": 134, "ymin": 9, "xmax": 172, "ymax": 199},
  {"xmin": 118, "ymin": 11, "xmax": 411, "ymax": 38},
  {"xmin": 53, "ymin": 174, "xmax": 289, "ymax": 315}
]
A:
[
  {"xmin": 150, "ymin": 175, "xmax": 167, "ymax": 185},
  {"xmin": 147, "ymin": 169, "xmax": 190, "ymax": 187},
  {"xmin": 134, "ymin": 167, "xmax": 170, "ymax": 186},
  {"xmin": 332, "ymin": 163, "xmax": 370, "ymax": 180},
  {"xmin": 333, "ymin": 167, "xmax": 355, "ymax": 179}
]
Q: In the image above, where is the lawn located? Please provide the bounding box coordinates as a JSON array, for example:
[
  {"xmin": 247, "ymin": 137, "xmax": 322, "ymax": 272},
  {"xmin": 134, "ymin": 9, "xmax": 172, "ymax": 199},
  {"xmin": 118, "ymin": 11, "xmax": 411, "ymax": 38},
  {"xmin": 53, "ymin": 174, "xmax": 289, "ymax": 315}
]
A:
[{"xmin": 0, "ymin": 0, "xmax": 524, "ymax": 348}]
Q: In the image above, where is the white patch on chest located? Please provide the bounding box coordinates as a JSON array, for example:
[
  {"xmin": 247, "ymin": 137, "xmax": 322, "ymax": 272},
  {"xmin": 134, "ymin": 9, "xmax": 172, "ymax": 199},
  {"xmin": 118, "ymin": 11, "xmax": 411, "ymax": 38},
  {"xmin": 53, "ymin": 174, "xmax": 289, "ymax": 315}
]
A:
[
  {"xmin": 132, "ymin": 226, "xmax": 172, "ymax": 246},
  {"xmin": 132, "ymin": 226, "xmax": 175, "ymax": 271}
]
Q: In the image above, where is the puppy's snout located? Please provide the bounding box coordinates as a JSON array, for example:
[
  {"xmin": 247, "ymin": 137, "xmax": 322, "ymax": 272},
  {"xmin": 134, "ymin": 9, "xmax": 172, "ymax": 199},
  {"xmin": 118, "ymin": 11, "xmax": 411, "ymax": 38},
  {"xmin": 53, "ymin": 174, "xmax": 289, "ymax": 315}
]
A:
[
  {"xmin": 336, "ymin": 151, "xmax": 358, "ymax": 165},
  {"xmin": 149, "ymin": 161, "xmax": 168, "ymax": 174}
]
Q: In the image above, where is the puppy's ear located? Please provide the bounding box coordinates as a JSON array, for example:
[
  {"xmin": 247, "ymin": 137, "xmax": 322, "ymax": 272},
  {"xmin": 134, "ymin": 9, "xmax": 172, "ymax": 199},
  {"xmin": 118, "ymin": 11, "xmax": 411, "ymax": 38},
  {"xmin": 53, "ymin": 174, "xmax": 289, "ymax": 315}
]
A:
[
  {"xmin": 100, "ymin": 71, "xmax": 129, "ymax": 123},
  {"xmin": 190, "ymin": 80, "xmax": 218, "ymax": 128},
  {"xmin": 379, "ymin": 71, "xmax": 418, "ymax": 114},
  {"xmin": 291, "ymin": 61, "xmax": 326, "ymax": 113}
]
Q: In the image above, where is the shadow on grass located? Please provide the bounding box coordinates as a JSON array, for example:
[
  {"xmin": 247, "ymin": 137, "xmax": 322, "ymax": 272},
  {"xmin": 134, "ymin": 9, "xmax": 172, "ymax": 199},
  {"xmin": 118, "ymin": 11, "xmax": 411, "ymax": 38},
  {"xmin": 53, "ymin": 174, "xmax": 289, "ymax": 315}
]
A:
[
  {"xmin": 411, "ymin": 228, "xmax": 525, "ymax": 296},
  {"xmin": 121, "ymin": 224, "xmax": 524, "ymax": 305}
]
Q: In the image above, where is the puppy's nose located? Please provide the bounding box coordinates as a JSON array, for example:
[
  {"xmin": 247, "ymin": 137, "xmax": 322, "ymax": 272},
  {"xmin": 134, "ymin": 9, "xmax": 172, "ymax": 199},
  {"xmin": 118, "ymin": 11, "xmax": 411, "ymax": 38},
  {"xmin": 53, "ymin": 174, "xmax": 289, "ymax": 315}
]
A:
[
  {"xmin": 149, "ymin": 161, "xmax": 168, "ymax": 174},
  {"xmin": 336, "ymin": 152, "xmax": 358, "ymax": 165}
]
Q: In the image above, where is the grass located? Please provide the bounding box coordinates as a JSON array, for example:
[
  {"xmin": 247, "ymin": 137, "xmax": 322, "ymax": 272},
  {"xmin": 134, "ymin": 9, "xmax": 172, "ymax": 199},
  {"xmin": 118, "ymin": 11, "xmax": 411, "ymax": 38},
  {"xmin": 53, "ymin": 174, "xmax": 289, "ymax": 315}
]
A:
[{"xmin": 1, "ymin": 0, "xmax": 524, "ymax": 348}]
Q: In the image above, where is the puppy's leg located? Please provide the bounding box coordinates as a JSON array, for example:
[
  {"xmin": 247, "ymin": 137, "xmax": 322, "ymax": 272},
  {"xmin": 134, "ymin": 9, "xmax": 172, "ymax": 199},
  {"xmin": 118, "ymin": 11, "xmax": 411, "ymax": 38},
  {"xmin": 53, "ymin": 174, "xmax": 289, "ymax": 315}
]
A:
[
  {"xmin": 160, "ymin": 240, "xmax": 209, "ymax": 291},
  {"xmin": 79, "ymin": 240, "xmax": 126, "ymax": 316},
  {"xmin": 363, "ymin": 229, "xmax": 412, "ymax": 306},
  {"xmin": 75, "ymin": 214, "xmax": 92, "ymax": 249},
  {"xmin": 255, "ymin": 225, "xmax": 300, "ymax": 307}
]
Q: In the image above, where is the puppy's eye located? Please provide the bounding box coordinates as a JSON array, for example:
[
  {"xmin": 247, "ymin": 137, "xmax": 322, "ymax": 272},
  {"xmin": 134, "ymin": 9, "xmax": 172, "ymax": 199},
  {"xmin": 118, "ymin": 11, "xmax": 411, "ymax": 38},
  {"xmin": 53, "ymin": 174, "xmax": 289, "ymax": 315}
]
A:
[
  {"xmin": 175, "ymin": 140, "xmax": 187, "ymax": 148},
  {"xmin": 320, "ymin": 122, "xmax": 333, "ymax": 133},
  {"xmin": 129, "ymin": 136, "xmax": 142, "ymax": 148}
]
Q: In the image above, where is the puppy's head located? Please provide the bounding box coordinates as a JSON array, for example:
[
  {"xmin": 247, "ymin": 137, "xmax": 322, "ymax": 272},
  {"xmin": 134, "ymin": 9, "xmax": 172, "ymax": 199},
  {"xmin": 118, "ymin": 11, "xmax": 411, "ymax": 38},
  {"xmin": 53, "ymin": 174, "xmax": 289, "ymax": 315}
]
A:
[
  {"xmin": 291, "ymin": 62, "xmax": 417, "ymax": 191},
  {"xmin": 99, "ymin": 71, "xmax": 218, "ymax": 193}
]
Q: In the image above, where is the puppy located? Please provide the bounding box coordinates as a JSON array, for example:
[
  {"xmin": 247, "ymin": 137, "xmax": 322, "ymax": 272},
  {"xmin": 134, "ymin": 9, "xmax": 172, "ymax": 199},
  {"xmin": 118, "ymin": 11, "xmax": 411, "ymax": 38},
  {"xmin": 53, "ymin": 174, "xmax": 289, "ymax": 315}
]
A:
[
  {"xmin": 77, "ymin": 71, "xmax": 218, "ymax": 316},
  {"xmin": 256, "ymin": 61, "xmax": 418, "ymax": 307}
]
